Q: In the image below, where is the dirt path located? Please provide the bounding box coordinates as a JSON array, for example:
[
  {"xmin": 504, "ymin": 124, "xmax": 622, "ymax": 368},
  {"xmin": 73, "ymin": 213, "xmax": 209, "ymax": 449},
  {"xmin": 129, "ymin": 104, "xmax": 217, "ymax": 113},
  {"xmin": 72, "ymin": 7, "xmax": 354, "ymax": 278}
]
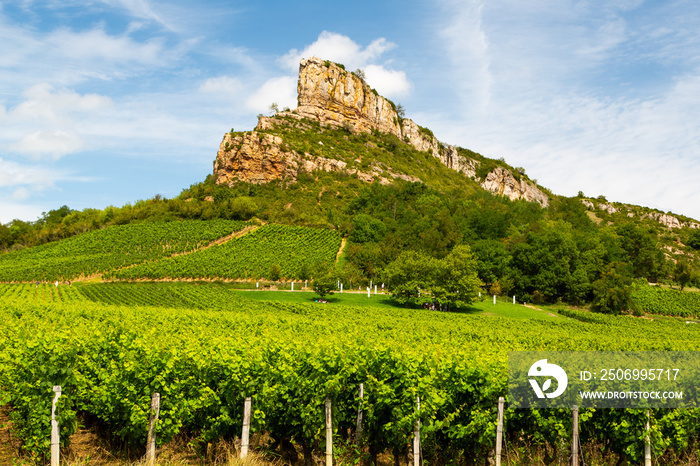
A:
[
  {"xmin": 335, "ymin": 237, "xmax": 347, "ymax": 263},
  {"xmin": 522, "ymin": 303, "xmax": 561, "ymax": 318}
]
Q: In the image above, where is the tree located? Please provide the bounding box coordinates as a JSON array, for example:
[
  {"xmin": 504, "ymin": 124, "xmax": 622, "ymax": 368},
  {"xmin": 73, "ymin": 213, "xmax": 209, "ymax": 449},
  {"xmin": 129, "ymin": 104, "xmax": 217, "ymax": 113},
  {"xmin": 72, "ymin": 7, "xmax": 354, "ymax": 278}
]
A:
[
  {"xmin": 0, "ymin": 223, "xmax": 11, "ymax": 249},
  {"xmin": 687, "ymin": 229, "xmax": 700, "ymax": 250},
  {"xmin": 591, "ymin": 262, "xmax": 633, "ymax": 315},
  {"xmin": 471, "ymin": 239, "xmax": 510, "ymax": 289},
  {"xmin": 269, "ymin": 102, "xmax": 279, "ymax": 114},
  {"xmin": 354, "ymin": 68, "xmax": 366, "ymax": 83},
  {"xmin": 507, "ymin": 221, "xmax": 580, "ymax": 302},
  {"xmin": 313, "ymin": 274, "xmax": 336, "ymax": 299},
  {"xmin": 383, "ymin": 250, "xmax": 438, "ymax": 305},
  {"xmin": 349, "ymin": 214, "xmax": 386, "ymax": 243},
  {"xmin": 298, "ymin": 262, "xmax": 311, "ymax": 282},
  {"xmin": 229, "ymin": 196, "xmax": 257, "ymax": 220},
  {"xmin": 616, "ymin": 223, "xmax": 664, "ymax": 281},
  {"xmin": 674, "ymin": 259, "xmax": 693, "ymax": 291},
  {"xmin": 383, "ymin": 246, "xmax": 481, "ymax": 310},
  {"xmin": 268, "ymin": 263, "xmax": 282, "ymax": 281},
  {"xmin": 396, "ymin": 103, "xmax": 406, "ymax": 119},
  {"xmin": 432, "ymin": 245, "xmax": 482, "ymax": 311}
]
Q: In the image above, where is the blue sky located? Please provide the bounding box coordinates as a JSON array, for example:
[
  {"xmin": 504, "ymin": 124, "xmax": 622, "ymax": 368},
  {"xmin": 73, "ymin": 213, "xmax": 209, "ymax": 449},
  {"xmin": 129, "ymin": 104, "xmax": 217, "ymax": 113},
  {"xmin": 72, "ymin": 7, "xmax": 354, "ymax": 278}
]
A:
[{"xmin": 1, "ymin": 0, "xmax": 700, "ymax": 223}]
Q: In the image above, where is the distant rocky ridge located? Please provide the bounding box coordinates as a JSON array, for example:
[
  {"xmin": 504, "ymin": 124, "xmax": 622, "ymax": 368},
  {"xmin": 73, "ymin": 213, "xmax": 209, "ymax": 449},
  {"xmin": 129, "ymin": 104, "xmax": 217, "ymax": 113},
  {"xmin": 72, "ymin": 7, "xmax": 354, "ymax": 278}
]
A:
[
  {"xmin": 581, "ymin": 199, "xmax": 699, "ymax": 230},
  {"xmin": 215, "ymin": 57, "xmax": 551, "ymax": 206}
]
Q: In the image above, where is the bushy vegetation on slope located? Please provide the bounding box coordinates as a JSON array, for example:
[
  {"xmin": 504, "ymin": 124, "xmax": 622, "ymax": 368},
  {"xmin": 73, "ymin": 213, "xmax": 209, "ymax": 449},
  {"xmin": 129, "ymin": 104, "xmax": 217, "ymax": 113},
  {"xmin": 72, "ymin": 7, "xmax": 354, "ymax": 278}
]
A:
[{"xmin": 1, "ymin": 116, "xmax": 698, "ymax": 310}]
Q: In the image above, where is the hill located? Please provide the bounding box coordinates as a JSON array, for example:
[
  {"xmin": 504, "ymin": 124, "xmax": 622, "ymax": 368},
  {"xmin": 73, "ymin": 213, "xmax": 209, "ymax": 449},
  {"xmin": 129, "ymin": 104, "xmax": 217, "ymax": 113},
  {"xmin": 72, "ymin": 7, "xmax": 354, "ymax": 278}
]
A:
[{"xmin": 1, "ymin": 57, "xmax": 699, "ymax": 311}]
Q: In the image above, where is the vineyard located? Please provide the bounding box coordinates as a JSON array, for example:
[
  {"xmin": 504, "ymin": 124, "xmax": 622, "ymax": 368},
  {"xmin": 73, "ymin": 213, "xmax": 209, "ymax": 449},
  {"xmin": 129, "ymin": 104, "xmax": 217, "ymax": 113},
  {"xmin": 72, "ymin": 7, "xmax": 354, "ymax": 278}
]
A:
[
  {"xmin": 0, "ymin": 220, "xmax": 250, "ymax": 282},
  {"xmin": 112, "ymin": 224, "xmax": 342, "ymax": 281},
  {"xmin": 1, "ymin": 282, "xmax": 700, "ymax": 464},
  {"xmin": 631, "ymin": 283, "xmax": 700, "ymax": 318}
]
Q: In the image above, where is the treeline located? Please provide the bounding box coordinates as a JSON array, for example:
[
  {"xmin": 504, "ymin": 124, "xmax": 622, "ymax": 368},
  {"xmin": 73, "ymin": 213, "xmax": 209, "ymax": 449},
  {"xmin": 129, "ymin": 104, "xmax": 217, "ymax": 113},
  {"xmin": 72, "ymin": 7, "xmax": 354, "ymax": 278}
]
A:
[
  {"xmin": 339, "ymin": 183, "xmax": 699, "ymax": 312},
  {"xmin": 0, "ymin": 184, "xmax": 258, "ymax": 252}
]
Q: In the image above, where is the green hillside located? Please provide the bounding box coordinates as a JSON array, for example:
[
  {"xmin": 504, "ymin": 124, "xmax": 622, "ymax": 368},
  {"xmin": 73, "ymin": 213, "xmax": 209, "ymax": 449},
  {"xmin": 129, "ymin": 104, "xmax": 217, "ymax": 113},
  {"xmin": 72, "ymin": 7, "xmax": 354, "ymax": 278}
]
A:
[
  {"xmin": 1, "ymin": 112, "xmax": 699, "ymax": 312},
  {"xmin": 0, "ymin": 219, "xmax": 250, "ymax": 282},
  {"xmin": 111, "ymin": 223, "xmax": 342, "ymax": 281},
  {"xmin": 0, "ymin": 59, "xmax": 698, "ymax": 309}
]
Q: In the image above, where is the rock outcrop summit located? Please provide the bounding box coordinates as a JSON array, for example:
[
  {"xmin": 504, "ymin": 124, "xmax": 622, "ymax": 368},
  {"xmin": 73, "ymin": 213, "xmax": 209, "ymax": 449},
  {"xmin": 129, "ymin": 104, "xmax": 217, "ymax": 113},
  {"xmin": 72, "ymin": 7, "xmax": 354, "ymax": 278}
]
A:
[{"xmin": 214, "ymin": 57, "xmax": 549, "ymax": 207}]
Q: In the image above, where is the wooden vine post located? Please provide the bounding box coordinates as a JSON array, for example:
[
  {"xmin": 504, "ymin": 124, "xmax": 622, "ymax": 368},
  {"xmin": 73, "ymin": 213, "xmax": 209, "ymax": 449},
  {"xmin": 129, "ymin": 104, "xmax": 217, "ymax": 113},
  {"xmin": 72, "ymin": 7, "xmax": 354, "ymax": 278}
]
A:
[
  {"xmin": 325, "ymin": 397, "xmax": 333, "ymax": 466},
  {"xmin": 51, "ymin": 386, "xmax": 61, "ymax": 466},
  {"xmin": 146, "ymin": 392, "xmax": 160, "ymax": 464},
  {"xmin": 495, "ymin": 397, "xmax": 504, "ymax": 466},
  {"xmin": 355, "ymin": 383, "xmax": 364, "ymax": 445},
  {"xmin": 241, "ymin": 397, "xmax": 252, "ymax": 458},
  {"xmin": 645, "ymin": 410, "xmax": 652, "ymax": 466},
  {"xmin": 413, "ymin": 396, "xmax": 421, "ymax": 466},
  {"xmin": 572, "ymin": 405, "xmax": 579, "ymax": 466}
]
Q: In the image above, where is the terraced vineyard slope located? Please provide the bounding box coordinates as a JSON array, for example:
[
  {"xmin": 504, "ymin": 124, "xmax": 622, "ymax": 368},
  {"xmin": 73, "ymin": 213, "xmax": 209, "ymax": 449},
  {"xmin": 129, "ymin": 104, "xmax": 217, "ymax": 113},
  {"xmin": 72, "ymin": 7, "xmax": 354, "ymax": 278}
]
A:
[
  {"xmin": 113, "ymin": 224, "xmax": 342, "ymax": 281},
  {"xmin": 0, "ymin": 220, "xmax": 250, "ymax": 282}
]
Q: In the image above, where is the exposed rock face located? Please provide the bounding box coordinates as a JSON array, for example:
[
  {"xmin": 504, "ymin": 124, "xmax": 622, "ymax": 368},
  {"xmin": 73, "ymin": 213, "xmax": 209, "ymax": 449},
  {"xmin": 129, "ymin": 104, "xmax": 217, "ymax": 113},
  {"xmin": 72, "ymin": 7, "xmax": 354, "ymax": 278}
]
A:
[
  {"xmin": 400, "ymin": 119, "xmax": 478, "ymax": 178},
  {"xmin": 644, "ymin": 212, "xmax": 682, "ymax": 229},
  {"xmin": 214, "ymin": 132, "xmax": 298, "ymax": 185},
  {"xmin": 296, "ymin": 57, "xmax": 402, "ymax": 137},
  {"xmin": 214, "ymin": 56, "xmax": 549, "ymax": 207},
  {"xmin": 579, "ymin": 199, "xmax": 700, "ymax": 229},
  {"xmin": 481, "ymin": 167, "xmax": 549, "ymax": 207}
]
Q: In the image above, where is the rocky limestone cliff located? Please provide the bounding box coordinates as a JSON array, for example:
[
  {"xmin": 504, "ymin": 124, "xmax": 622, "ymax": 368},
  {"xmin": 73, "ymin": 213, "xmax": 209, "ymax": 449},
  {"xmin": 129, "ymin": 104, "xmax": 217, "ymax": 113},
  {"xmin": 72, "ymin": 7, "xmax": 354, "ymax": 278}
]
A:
[
  {"xmin": 579, "ymin": 199, "xmax": 699, "ymax": 230},
  {"xmin": 214, "ymin": 128, "xmax": 420, "ymax": 187},
  {"xmin": 481, "ymin": 167, "xmax": 550, "ymax": 206},
  {"xmin": 214, "ymin": 57, "xmax": 548, "ymax": 207},
  {"xmin": 295, "ymin": 57, "xmax": 402, "ymax": 138}
]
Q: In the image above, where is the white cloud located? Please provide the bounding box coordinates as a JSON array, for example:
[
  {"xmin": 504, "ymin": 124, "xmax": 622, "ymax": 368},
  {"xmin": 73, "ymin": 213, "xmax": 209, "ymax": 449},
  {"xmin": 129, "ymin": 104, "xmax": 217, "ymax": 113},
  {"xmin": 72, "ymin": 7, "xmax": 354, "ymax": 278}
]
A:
[
  {"xmin": 438, "ymin": 0, "xmax": 491, "ymax": 110},
  {"xmin": 98, "ymin": 0, "xmax": 169, "ymax": 27},
  {"xmin": 0, "ymin": 201, "xmax": 46, "ymax": 224},
  {"xmin": 280, "ymin": 31, "xmax": 395, "ymax": 72},
  {"xmin": 11, "ymin": 84, "xmax": 113, "ymax": 123},
  {"xmin": 278, "ymin": 31, "xmax": 411, "ymax": 105},
  {"xmin": 47, "ymin": 27, "xmax": 167, "ymax": 66},
  {"xmin": 0, "ymin": 158, "xmax": 65, "ymax": 189},
  {"xmin": 364, "ymin": 65, "xmax": 410, "ymax": 98},
  {"xmin": 199, "ymin": 76, "xmax": 243, "ymax": 95},
  {"xmin": 11, "ymin": 130, "xmax": 84, "ymax": 160},
  {"xmin": 426, "ymin": 0, "xmax": 700, "ymax": 221},
  {"xmin": 245, "ymin": 76, "xmax": 298, "ymax": 114},
  {"xmin": 11, "ymin": 187, "xmax": 32, "ymax": 201}
]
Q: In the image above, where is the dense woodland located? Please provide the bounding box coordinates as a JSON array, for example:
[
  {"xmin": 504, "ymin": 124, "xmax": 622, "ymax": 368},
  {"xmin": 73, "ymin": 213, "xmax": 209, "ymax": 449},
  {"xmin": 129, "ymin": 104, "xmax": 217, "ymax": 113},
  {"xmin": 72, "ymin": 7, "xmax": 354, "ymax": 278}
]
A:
[{"xmin": 2, "ymin": 119, "xmax": 699, "ymax": 314}]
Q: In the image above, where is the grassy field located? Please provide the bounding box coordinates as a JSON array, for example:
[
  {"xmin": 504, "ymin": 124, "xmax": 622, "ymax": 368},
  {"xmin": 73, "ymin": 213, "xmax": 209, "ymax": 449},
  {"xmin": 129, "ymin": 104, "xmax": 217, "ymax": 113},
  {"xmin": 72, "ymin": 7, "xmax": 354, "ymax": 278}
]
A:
[{"xmin": 235, "ymin": 288, "xmax": 567, "ymax": 321}]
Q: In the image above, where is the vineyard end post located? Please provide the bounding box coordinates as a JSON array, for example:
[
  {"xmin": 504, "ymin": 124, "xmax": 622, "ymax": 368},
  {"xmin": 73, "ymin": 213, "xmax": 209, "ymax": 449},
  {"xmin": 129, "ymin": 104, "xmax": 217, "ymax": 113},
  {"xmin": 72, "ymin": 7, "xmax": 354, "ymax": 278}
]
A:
[
  {"xmin": 645, "ymin": 410, "xmax": 652, "ymax": 466},
  {"xmin": 572, "ymin": 405, "xmax": 579, "ymax": 466},
  {"xmin": 355, "ymin": 383, "xmax": 364, "ymax": 445},
  {"xmin": 325, "ymin": 397, "xmax": 333, "ymax": 466},
  {"xmin": 495, "ymin": 396, "xmax": 504, "ymax": 466},
  {"xmin": 241, "ymin": 397, "xmax": 252, "ymax": 458},
  {"xmin": 413, "ymin": 396, "xmax": 421, "ymax": 466},
  {"xmin": 51, "ymin": 385, "xmax": 61, "ymax": 466},
  {"xmin": 146, "ymin": 392, "xmax": 160, "ymax": 464}
]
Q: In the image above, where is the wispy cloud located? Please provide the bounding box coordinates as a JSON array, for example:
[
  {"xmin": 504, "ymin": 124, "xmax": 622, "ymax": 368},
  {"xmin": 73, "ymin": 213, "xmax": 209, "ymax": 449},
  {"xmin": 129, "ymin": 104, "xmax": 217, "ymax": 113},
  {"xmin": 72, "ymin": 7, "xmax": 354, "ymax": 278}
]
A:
[
  {"xmin": 278, "ymin": 31, "xmax": 409, "ymax": 98},
  {"xmin": 280, "ymin": 31, "xmax": 396, "ymax": 72},
  {"xmin": 245, "ymin": 76, "xmax": 298, "ymax": 114},
  {"xmin": 437, "ymin": 0, "xmax": 491, "ymax": 110},
  {"xmin": 47, "ymin": 27, "xmax": 168, "ymax": 66},
  {"xmin": 11, "ymin": 130, "xmax": 84, "ymax": 161},
  {"xmin": 0, "ymin": 158, "xmax": 70, "ymax": 190},
  {"xmin": 430, "ymin": 0, "xmax": 700, "ymax": 220}
]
